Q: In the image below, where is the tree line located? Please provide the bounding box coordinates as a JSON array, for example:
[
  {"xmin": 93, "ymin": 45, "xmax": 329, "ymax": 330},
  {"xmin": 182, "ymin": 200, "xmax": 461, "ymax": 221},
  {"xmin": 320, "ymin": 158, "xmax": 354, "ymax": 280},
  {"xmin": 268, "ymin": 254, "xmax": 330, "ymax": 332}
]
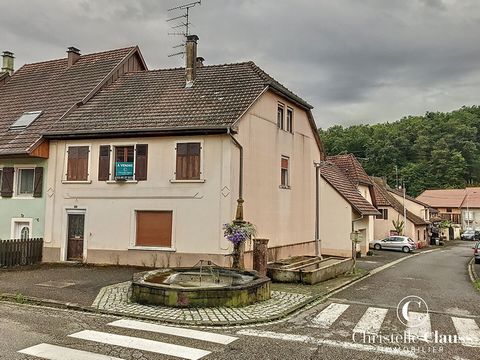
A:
[{"xmin": 319, "ymin": 106, "xmax": 480, "ymax": 197}]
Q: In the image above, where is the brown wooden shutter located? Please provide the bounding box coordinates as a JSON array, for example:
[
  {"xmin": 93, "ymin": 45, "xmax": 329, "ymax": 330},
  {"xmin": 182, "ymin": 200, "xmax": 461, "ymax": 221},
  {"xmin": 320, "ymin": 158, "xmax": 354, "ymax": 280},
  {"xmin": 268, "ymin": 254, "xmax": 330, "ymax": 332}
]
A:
[
  {"xmin": 176, "ymin": 143, "xmax": 188, "ymax": 180},
  {"xmin": 78, "ymin": 146, "xmax": 89, "ymax": 181},
  {"xmin": 135, "ymin": 144, "xmax": 148, "ymax": 181},
  {"xmin": 98, "ymin": 145, "xmax": 111, "ymax": 181},
  {"xmin": 67, "ymin": 146, "xmax": 78, "ymax": 181},
  {"xmin": 67, "ymin": 146, "xmax": 89, "ymax": 181},
  {"xmin": 188, "ymin": 143, "xmax": 201, "ymax": 180},
  {"xmin": 1, "ymin": 167, "xmax": 14, "ymax": 197},
  {"xmin": 136, "ymin": 211, "xmax": 173, "ymax": 247},
  {"xmin": 33, "ymin": 167, "xmax": 43, "ymax": 197}
]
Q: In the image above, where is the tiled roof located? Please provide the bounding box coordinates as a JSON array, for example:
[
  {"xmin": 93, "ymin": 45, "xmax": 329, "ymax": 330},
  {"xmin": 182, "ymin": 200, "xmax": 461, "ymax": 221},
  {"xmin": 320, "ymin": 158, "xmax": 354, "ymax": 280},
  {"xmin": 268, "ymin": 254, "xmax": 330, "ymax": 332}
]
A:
[
  {"xmin": 371, "ymin": 177, "xmax": 428, "ymax": 225},
  {"xmin": 45, "ymin": 61, "xmax": 314, "ymax": 137},
  {"xmin": 327, "ymin": 154, "xmax": 373, "ymax": 186},
  {"xmin": 0, "ymin": 46, "xmax": 138, "ymax": 155},
  {"xmin": 320, "ymin": 162, "xmax": 380, "ymax": 216},
  {"xmin": 461, "ymin": 187, "xmax": 480, "ymax": 208},
  {"xmin": 388, "ymin": 187, "xmax": 430, "ymax": 207},
  {"xmin": 416, "ymin": 189, "xmax": 467, "ymax": 208}
]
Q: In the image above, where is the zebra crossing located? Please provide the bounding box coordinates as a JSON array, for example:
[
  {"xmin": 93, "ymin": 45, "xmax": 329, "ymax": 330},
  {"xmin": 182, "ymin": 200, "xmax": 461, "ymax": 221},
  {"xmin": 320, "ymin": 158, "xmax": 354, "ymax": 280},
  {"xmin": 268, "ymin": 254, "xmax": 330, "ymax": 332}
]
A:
[
  {"xmin": 18, "ymin": 319, "xmax": 238, "ymax": 360},
  {"xmin": 308, "ymin": 301, "xmax": 480, "ymax": 347}
]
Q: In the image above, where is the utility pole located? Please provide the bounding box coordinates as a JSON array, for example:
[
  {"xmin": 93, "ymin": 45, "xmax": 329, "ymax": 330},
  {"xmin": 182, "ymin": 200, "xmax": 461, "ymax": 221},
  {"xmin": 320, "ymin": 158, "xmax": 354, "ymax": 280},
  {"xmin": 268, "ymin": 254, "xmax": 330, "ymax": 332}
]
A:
[{"xmin": 402, "ymin": 180, "xmax": 406, "ymax": 234}]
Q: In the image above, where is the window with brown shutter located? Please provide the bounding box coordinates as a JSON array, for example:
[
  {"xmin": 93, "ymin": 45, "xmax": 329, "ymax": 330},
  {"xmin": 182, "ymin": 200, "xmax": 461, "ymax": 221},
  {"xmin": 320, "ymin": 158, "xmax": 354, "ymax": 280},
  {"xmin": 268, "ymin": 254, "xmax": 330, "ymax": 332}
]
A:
[
  {"xmin": 280, "ymin": 156, "xmax": 290, "ymax": 188},
  {"xmin": 1, "ymin": 167, "xmax": 14, "ymax": 197},
  {"xmin": 98, "ymin": 145, "xmax": 111, "ymax": 181},
  {"xmin": 176, "ymin": 142, "xmax": 201, "ymax": 180},
  {"xmin": 67, "ymin": 146, "xmax": 89, "ymax": 181},
  {"xmin": 33, "ymin": 167, "xmax": 43, "ymax": 197},
  {"xmin": 136, "ymin": 211, "xmax": 173, "ymax": 248},
  {"xmin": 135, "ymin": 144, "xmax": 148, "ymax": 181},
  {"xmin": 114, "ymin": 145, "xmax": 135, "ymax": 180}
]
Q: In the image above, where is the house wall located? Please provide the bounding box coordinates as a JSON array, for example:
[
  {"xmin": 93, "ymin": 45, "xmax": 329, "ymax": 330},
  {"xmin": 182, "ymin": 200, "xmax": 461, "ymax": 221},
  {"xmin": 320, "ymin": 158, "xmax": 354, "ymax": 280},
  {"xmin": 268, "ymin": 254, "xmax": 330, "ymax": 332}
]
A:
[
  {"xmin": 235, "ymin": 90, "xmax": 323, "ymax": 261},
  {"xmin": 461, "ymin": 208, "xmax": 480, "ymax": 230},
  {"xmin": 43, "ymin": 135, "xmax": 236, "ymax": 267},
  {"xmin": 353, "ymin": 215, "xmax": 371, "ymax": 255},
  {"xmin": 390, "ymin": 193, "xmax": 429, "ymax": 221},
  {"xmin": 357, "ymin": 184, "xmax": 374, "ymax": 247},
  {"xmin": 0, "ymin": 158, "xmax": 47, "ymax": 240}
]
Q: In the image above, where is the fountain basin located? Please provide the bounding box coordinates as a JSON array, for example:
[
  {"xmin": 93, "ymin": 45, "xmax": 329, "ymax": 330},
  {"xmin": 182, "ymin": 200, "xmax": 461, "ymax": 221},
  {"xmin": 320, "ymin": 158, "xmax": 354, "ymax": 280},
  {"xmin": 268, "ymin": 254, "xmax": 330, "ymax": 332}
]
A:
[{"xmin": 131, "ymin": 267, "xmax": 271, "ymax": 308}]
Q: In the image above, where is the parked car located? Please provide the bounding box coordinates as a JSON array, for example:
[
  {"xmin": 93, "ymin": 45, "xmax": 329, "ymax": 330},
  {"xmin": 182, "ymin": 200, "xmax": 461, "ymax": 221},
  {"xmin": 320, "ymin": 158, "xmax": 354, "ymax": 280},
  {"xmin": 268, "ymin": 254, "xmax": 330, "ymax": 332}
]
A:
[
  {"xmin": 370, "ymin": 236, "xmax": 417, "ymax": 253},
  {"xmin": 473, "ymin": 242, "xmax": 480, "ymax": 264},
  {"xmin": 461, "ymin": 229, "xmax": 480, "ymax": 241}
]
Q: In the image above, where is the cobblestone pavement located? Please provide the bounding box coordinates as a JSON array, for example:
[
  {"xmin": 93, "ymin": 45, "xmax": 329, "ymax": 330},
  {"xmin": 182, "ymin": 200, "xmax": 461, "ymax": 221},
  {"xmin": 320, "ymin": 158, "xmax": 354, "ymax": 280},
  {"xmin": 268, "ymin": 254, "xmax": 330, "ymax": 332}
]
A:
[{"xmin": 93, "ymin": 281, "xmax": 313, "ymax": 326}]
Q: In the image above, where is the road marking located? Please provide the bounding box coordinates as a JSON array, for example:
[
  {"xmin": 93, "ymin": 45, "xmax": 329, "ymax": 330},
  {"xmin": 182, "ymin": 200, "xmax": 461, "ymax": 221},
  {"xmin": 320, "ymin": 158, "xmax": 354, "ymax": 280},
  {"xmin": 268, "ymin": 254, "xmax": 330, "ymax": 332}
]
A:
[
  {"xmin": 18, "ymin": 343, "xmax": 123, "ymax": 360},
  {"xmin": 353, "ymin": 307, "xmax": 388, "ymax": 335},
  {"xmin": 237, "ymin": 329, "xmax": 417, "ymax": 358},
  {"xmin": 406, "ymin": 312, "xmax": 432, "ymax": 342},
  {"xmin": 452, "ymin": 317, "xmax": 480, "ymax": 347},
  {"xmin": 311, "ymin": 303, "xmax": 349, "ymax": 328},
  {"xmin": 69, "ymin": 330, "xmax": 211, "ymax": 360},
  {"xmin": 108, "ymin": 319, "xmax": 238, "ymax": 345}
]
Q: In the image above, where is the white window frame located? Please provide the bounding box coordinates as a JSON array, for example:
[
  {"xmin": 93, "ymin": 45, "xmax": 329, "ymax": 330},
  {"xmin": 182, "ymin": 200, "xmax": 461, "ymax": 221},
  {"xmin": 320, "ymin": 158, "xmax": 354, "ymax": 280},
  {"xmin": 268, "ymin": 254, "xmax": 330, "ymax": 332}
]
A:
[
  {"xmin": 129, "ymin": 208, "xmax": 176, "ymax": 251},
  {"xmin": 286, "ymin": 107, "xmax": 294, "ymax": 133},
  {"xmin": 277, "ymin": 102, "xmax": 285, "ymax": 130},
  {"xmin": 62, "ymin": 144, "xmax": 92, "ymax": 184},
  {"xmin": 10, "ymin": 218, "xmax": 33, "ymax": 240},
  {"xmin": 14, "ymin": 166, "xmax": 36, "ymax": 198},
  {"xmin": 170, "ymin": 140, "xmax": 206, "ymax": 183},
  {"xmin": 105, "ymin": 142, "xmax": 139, "ymax": 183},
  {"xmin": 280, "ymin": 155, "xmax": 290, "ymax": 189}
]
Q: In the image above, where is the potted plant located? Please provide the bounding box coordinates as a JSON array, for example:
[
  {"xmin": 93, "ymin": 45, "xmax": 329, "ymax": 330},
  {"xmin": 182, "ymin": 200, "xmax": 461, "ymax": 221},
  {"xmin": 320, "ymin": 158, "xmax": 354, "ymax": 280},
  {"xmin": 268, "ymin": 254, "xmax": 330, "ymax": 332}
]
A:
[{"xmin": 223, "ymin": 221, "xmax": 256, "ymax": 269}]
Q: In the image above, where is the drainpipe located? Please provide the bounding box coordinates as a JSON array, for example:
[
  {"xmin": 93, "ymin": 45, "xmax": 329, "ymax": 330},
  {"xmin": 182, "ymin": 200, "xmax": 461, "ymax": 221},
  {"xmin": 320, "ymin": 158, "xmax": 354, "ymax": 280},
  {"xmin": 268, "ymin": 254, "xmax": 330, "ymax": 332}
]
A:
[
  {"xmin": 314, "ymin": 162, "xmax": 321, "ymax": 258},
  {"xmin": 228, "ymin": 129, "xmax": 244, "ymax": 222}
]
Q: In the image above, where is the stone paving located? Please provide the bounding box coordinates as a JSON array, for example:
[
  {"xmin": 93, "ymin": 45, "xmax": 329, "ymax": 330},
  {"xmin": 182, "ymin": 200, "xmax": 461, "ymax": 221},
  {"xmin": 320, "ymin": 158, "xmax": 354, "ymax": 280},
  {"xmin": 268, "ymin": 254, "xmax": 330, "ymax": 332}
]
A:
[{"xmin": 92, "ymin": 281, "xmax": 313, "ymax": 326}]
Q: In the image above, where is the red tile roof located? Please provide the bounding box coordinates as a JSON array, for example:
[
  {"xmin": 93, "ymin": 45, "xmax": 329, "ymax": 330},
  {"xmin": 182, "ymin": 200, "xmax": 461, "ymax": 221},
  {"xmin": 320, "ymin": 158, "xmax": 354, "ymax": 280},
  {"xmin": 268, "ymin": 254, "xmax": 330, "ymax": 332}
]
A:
[
  {"xmin": 321, "ymin": 162, "xmax": 379, "ymax": 216},
  {"xmin": 371, "ymin": 177, "xmax": 428, "ymax": 225},
  {"xmin": 416, "ymin": 189, "xmax": 467, "ymax": 208},
  {"xmin": 327, "ymin": 154, "xmax": 373, "ymax": 186},
  {"xmin": 0, "ymin": 46, "xmax": 140, "ymax": 155}
]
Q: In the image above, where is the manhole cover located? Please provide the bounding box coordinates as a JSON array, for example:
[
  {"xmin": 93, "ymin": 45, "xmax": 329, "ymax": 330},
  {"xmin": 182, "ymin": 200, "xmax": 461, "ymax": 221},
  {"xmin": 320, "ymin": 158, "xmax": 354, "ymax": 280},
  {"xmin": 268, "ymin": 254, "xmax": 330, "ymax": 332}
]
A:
[{"xmin": 35, "ymin": 281, "xmax": 76, "ymax": 288}]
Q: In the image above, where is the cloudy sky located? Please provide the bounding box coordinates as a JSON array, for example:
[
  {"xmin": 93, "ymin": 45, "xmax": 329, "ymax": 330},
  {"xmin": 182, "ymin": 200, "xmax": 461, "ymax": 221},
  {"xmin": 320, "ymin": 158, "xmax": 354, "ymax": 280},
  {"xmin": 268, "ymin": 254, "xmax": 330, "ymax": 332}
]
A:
[{"xmin": 1, "ymin": 0, "xmax": 480, "ymax": 128}]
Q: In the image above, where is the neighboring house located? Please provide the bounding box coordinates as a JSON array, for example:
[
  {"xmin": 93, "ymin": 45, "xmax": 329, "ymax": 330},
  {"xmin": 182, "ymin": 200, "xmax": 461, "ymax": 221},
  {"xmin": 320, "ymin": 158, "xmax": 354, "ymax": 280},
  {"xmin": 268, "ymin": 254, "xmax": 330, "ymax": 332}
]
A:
[
  {"xmin": 40, "ymin": 36, "xmax": 327, "ymax": 267},
  {"xmin": 372, "ymin": 177, "xmax": 429, "ymax": 246},
  {"xmin": 0, "ymin": 46, "xmax": 146, "ymax": 241},
  {"xmin": 319, "ymin": 162, "xmax": 379, "ymax": 257},
  {"xmin": 417, "ymin": 187, "xmax": 480, "ymax": 233},
  {"xmin": 327, "ymin": 154, "xmax": 377, "ymax": 250}
]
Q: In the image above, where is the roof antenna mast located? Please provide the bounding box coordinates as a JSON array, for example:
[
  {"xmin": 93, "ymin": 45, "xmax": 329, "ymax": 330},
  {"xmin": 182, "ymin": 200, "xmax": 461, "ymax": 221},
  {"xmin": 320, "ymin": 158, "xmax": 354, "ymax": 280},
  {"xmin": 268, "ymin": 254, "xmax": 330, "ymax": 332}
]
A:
[{"xmin": 167, "ymin": 1, "xmax": 201, "ymax": 58}]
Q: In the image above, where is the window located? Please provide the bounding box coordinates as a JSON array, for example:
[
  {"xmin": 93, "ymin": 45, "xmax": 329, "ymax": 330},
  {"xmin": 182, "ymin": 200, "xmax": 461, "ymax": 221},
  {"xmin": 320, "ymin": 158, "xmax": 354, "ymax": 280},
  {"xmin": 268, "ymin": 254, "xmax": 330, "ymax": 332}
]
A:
[
  {"xmin": 376, "ymin": 208, "xmax": 389, "ymax": 220},
  {"xmin": 286, "ymin": 107, "xmax": 293, "ymax": 133},
  {"xmin": 10, "ymin": 111, "xmax": 42, "ymax": 130},
  {"xmin": 114, "ymin": 145, "xmax": 135, "ymax": 180},
  {"xmin": 136, "ymin": 211, "xmax": 173, "ymax": 248},
  {"xmin": 0, "ymin": 168, "xmax": 2, "ymax": 193},
  {"xmin": 17, "ymin": 168, "xmax": 35, "ymax": 195},
  {"xmin": 67, "ymin": 146, "xmax": 89, "ymax": 181},
  {"xmin": 446, "ymin": 208, "xmax": 452, "ymax": 213},
  {"xmin": 280, "ymin": 156, "xmax": 290, "ymax": 188},
  {"xmin": 176, "ymin": 142, "xmax": 201, "ymax": 180},
  {"xmin": 277, "ymin": 103, "xmax": 285, "ymax": 130}
]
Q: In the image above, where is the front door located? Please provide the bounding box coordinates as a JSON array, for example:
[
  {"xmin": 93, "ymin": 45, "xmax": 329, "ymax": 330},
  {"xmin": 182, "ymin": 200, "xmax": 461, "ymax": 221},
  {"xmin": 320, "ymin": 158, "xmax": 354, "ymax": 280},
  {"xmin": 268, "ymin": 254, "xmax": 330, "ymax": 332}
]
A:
[{"xmin": 67, "ymin": 214, "xmax": 85, "ymax": 261}]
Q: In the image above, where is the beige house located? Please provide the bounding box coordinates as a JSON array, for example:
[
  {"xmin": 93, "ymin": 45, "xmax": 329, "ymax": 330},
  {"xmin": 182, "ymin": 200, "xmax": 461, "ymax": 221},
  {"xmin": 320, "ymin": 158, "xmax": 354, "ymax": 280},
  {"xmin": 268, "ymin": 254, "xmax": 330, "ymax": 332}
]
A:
[
  {"xmin": 40, "ymin": 36, "xmax": 332, "ymax": 267},
  {"xmin": 372, "ymin": 178, "xmax": 429, "ymax": 247},
  {"xmin": 327, "ymin": 154, "xmax": 376, "ymax": 250},
  {"xmin": 319, "ymin": 161, "xmax": 379, "ymax": 257}
]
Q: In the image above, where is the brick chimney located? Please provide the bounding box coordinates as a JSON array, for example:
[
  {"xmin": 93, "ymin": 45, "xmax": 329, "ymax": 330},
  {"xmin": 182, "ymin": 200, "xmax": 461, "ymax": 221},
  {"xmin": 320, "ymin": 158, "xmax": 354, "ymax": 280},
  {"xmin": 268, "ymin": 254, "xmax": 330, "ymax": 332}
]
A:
[
  {"xmin": 67, "ymin": 47, "xmax": 81, "ymax": 68},
  {"xmin": 1, "ymin": 51, "xmax": 14, "ymax": 75},
  {"xmin": 185, "ymin": 35, "xmax": 199, "ymax": 87}
]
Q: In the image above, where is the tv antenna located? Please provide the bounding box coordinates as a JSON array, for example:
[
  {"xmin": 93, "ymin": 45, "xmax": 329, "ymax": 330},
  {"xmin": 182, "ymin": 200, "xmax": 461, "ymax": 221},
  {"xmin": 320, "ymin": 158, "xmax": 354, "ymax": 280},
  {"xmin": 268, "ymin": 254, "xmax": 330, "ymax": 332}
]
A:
[{"xmin": 167, "ymin": 1, "xmax": 201, "ymax": 57}]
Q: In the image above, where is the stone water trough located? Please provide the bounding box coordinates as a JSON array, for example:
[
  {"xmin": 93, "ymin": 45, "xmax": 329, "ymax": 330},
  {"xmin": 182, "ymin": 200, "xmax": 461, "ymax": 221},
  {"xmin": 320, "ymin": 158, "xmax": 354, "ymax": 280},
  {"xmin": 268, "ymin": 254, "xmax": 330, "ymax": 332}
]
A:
[
  {"xmin": 267, "ymin": 256, "xmax": 353, "ymax": 285},
  {"xmin": 131, "ymin": 265, "xmax": 271, "ymax": 308}
]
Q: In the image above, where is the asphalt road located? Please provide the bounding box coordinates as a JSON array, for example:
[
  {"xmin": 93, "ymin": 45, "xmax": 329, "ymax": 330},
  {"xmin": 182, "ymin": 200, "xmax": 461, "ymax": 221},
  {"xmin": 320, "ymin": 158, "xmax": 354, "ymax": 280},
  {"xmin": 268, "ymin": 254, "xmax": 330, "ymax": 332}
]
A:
[{"xmin": 1, "ymin": 242, "xmax": 479, "ymax": 360}]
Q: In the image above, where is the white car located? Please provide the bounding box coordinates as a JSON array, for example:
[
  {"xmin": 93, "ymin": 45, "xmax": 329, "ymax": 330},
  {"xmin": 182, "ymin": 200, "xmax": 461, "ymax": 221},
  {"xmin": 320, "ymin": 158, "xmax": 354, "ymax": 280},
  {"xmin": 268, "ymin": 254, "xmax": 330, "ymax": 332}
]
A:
[{"xmin": 370, "ymin": 236, "xmax": 417, "ymax": 253}]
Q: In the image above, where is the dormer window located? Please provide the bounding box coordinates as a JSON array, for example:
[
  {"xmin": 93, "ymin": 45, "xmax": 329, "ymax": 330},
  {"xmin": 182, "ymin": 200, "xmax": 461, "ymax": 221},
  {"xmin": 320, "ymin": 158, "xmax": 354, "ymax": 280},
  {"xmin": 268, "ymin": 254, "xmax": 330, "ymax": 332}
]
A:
[{"xmin": 10, "ymin": 111, "xmax": 42, "ymax": 130}]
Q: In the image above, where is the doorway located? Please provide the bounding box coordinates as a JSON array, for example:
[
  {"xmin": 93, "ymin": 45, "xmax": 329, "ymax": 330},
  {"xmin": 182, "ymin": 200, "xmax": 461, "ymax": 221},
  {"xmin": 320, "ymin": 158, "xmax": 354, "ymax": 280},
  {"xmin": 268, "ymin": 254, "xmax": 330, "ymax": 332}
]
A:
[
  {"xmin": 67, "ymin": 213, "xmax": 85, "ymax": 261},
  {"xmin": 12, "ymin": 220, "xmax": 32, "ymax": 240}
]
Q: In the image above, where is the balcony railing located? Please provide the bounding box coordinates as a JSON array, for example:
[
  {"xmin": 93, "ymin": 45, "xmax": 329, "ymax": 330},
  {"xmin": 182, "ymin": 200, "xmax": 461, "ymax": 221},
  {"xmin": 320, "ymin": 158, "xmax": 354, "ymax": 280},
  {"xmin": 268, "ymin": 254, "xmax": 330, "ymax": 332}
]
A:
[{"xmin": 439, "ymin": 213, "xmax": 461, "ymax": 224}]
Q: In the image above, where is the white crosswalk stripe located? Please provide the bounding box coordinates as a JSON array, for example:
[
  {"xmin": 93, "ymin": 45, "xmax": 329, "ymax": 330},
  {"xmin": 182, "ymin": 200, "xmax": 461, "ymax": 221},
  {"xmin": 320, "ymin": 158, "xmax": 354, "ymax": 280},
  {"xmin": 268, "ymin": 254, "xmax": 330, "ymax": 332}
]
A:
[
  {"xmin": 109, "ymin": 319, "xmax": 238, "ymax": 345},
  {"xmin": 311, "ymin": 303, "xmax": 350, "ymax": 328},
  {"xmin": 452, "ymin": 317, "xmax": 480, "ymax": 347},
  {"xmin": 69, "ymin": 330, "xmax": 211, "ymax": 360},
  {"xmin": 406, "ymin": 312, "xmax": 432, "ymax": 342},
  {"xmin": 18, "ymin": 343, "xmax": 124, "ymax": 360},
  {"xmin": 352, "ymin": 307, "xmax": 388, "ymax": 335}
]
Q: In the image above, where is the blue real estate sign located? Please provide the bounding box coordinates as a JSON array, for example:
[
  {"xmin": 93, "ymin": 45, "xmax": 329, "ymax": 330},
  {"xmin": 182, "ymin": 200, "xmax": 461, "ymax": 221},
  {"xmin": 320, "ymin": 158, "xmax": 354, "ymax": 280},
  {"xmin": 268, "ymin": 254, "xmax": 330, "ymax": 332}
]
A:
[{"xmin": 115, "ymin": 162, "xmax": 134, "ymax": 179}]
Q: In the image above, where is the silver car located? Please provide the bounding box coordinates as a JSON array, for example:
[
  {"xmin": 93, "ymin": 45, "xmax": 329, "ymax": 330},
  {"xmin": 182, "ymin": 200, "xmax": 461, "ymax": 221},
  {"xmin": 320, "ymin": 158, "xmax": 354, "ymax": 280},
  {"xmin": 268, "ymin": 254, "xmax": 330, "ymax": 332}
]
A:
[{"xmin": 370, "ymin": 236, "xmax": 417, "ymax": 253}]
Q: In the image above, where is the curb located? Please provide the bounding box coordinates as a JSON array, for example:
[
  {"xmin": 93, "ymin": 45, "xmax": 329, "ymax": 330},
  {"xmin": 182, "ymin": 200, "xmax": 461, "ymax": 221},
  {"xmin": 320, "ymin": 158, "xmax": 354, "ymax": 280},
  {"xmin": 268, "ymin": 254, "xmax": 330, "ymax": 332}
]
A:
[
  {"xmin": 0, "ymin": 271, "xmax": 371, "ymax": 327},
  {"xmin": 468, "ymin": 257, "xmax": 479, "ymax": 283}
]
